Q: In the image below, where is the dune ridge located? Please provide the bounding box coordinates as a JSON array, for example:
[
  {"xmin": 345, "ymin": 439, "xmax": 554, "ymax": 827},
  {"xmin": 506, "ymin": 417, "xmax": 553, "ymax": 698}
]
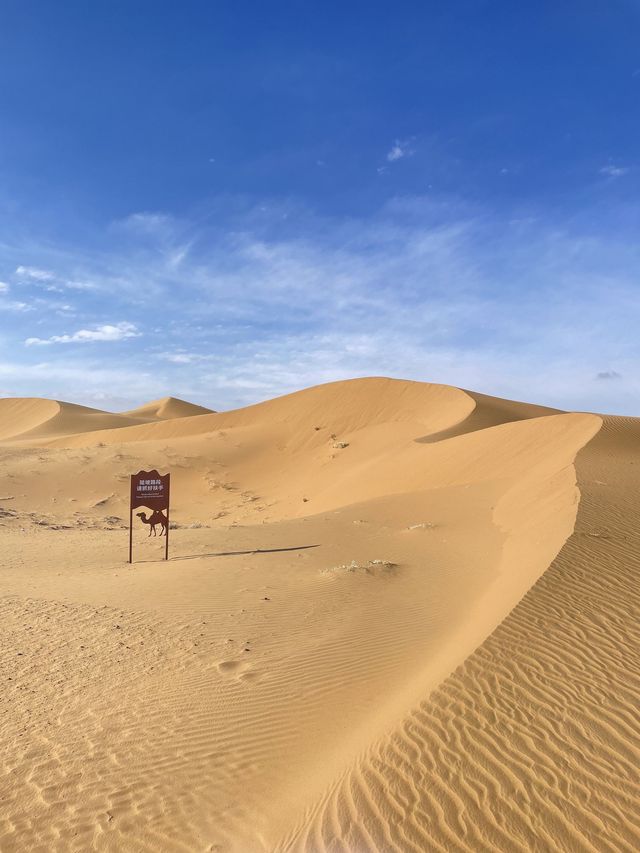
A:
[{"xmin": 0, "ymin": 377, "xmax": 637, "ymax": 852}]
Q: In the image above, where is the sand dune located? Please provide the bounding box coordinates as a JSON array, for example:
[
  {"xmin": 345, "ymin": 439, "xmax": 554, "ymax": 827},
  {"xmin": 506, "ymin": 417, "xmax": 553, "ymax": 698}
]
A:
[
  {"xmin": 0, "ymin": 395, "xmax": 213, "ymax": 444},
  {"xmin": 284, "ymin": 414, "xmax": 640, "ymax": 853},
  {"xmin": 121, "ymin": 396, "xmax": 214, "ymax": 421},
  {"xmin": 1, "ymin": 378, "xmax": 638, "ymax": 852},
  {"xmin": 0, "ymin": 397, "xmax": 61, "ymax": 441}
]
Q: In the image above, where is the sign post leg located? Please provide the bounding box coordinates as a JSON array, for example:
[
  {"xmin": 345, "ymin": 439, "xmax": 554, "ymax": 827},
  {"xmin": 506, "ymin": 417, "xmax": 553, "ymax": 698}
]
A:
[
  {"xmin": 129, "ymin": 507, "xmax": 133, "ymax": 564},
  {"xmin": 165, "ymin": 509, "xmax": 169, "ymax": 560}
]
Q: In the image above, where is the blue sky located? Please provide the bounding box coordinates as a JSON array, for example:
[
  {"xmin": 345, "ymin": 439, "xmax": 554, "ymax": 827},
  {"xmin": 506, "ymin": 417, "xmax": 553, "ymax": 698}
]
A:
[{"xmin": 1, "ymin": 0, "xmax": 639, "ymax": 413}]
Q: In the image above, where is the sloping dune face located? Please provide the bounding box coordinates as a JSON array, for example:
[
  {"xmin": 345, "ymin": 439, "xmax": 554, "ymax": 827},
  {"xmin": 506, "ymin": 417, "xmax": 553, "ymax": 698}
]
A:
[{"xmin": 2, "ymin": 378, "xmax": 635, "ymax": 853}]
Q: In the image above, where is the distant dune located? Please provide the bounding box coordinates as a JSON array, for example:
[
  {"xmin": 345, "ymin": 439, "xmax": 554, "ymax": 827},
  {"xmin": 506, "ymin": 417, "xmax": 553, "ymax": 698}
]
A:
[
  {"xmin": 121, "ymin": 395, "xmax": 215, "ymax": 421},
  {"xmin": 0, "ymin": 377, "xmax": 637, "ymax": 852},
  {"xmin": 0, "ymin": 394, "xmax": 214, "ymax": 443}
]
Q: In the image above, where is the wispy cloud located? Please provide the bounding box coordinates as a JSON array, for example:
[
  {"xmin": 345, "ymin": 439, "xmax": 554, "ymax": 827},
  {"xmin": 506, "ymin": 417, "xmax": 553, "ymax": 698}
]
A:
[
  {"xmin": 2, "ymin": 195, "xmax": 640, "ymax": 413},
  {"xmin": 599, "ymin": 164, "xmax": 629, "ymax": 178},
  {"xmin": 16, "ymin": 264, "xmax": 55, "ymax": 281},
  {"xmin": 387, "ymin": 138, "xmax": 415, "ymax": 162},
  {"xmin": 25, "ymin": 321, "xmax": 140, "ymax": 346},
  {"xmin": 0, "ymin": 280, "xmax": 32, "ymax": 312},
  {"xmin": 13, "ymin": 265, "xmax": 97, "ymax": 293},
  {"xmin": 596, "ymin": 370, "xmax": 622, "ymax": 380},
  {"xmin": 0, "ymin": 301, "xmax": 31, "ymax": 312},
  {"xmin": 158, "ymin": 352, "xmax": 210, "ymax": 364},
  {"xmin": 64, "ymin": 280, "xmax": 98, "ymax": 291}
]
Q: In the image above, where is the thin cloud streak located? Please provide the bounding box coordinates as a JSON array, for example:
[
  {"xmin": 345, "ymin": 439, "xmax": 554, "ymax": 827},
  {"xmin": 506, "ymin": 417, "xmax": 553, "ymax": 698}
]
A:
[{"xmin": 25, "ymin": 322, "xmax": 140, "ymax": 346}]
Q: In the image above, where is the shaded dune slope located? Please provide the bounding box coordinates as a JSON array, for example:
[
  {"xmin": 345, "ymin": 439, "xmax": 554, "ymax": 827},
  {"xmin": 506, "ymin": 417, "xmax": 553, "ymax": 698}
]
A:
[{"xmin": 418, "ymin": 389, "xmax": 561, "ymax": 443}]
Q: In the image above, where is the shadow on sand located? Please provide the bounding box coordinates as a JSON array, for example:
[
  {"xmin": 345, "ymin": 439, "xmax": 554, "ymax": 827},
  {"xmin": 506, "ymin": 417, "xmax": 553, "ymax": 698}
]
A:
[{"xmin": 169, "ymin": 544, "xmax": 321, "ymax": 561}]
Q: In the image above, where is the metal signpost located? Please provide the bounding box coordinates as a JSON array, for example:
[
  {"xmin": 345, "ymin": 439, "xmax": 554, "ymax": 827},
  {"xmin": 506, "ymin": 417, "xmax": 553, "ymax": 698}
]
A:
[{"xmin": 129, "ymin": 469, "xmax": 171, "ymax": 563}]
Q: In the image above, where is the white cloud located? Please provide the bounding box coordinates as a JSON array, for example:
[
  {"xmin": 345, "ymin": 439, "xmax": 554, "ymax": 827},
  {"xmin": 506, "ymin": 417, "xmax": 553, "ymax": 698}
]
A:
[
  {"xmin": 0, "ymin": 281, "xmax": 8, "ymax": 292},
  {"xmin": 64, "ymin": 280, "xmax": 98, "ymax": 291},
  {"xmin": 599, "ymin": 164, "xmax": 629, "ymax": 178},
  {"xmin": 387, "ymin": 138, "xmax": 415, "ymax": 162},
  {"xmin": 15, "ymin": 264, "xmax": 55, "ymax": 281},
  {"xmin": 25, "ymin": 321, "xmax": 139, "ymax": 346}
]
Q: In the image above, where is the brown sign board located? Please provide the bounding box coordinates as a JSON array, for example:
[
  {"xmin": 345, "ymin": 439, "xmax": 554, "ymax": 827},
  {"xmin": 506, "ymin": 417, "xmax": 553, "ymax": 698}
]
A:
[{"xmin": 128, "ymin": 469, "xmax": 170, "ymax": 563}]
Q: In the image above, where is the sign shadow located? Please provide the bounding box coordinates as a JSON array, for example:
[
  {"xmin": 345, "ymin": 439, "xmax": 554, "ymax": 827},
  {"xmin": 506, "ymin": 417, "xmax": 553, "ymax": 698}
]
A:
[{"xmin": 170, "ymin": 544, "xmax": 321, "ymax": 561}]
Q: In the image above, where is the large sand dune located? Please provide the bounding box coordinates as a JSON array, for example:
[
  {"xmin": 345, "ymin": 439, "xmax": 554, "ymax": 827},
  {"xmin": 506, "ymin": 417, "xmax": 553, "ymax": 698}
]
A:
[
  {"xmin": 0, "ymin": 395, "xmax": 213, "ymax": 443},
  {"xmin": 0, "ymin": 378, "xmax": 637, "ymax": 851}
]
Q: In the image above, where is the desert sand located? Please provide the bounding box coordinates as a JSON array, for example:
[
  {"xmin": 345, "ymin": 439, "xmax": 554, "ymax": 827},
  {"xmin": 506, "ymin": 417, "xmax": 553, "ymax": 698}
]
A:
[{"xmin": 0, "ymin": 377, "xmax": 638, "ymax": 852}]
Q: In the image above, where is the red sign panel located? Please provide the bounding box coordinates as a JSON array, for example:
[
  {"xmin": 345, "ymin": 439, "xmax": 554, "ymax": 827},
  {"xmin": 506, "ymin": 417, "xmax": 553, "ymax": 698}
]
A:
[{"xmin": 130, "ymin": 470, "xmax": 170, "ymax": 511}]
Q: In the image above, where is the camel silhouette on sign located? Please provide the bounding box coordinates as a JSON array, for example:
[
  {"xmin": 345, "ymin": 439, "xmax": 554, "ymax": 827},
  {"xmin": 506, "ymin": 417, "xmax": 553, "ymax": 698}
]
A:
[{"xmin": 136, "ymin": 510, "xmax": 168, "ymax": 537}]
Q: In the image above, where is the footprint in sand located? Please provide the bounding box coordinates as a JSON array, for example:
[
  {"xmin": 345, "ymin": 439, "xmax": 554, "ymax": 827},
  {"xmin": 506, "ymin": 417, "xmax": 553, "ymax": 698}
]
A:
[
  {"xmin": 216, "ymin": 659, "xmax": 261, "ymax": 683},
  {"xmin": 217, "ymin": 659, "xmax": 243, "ymax": 674}
]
